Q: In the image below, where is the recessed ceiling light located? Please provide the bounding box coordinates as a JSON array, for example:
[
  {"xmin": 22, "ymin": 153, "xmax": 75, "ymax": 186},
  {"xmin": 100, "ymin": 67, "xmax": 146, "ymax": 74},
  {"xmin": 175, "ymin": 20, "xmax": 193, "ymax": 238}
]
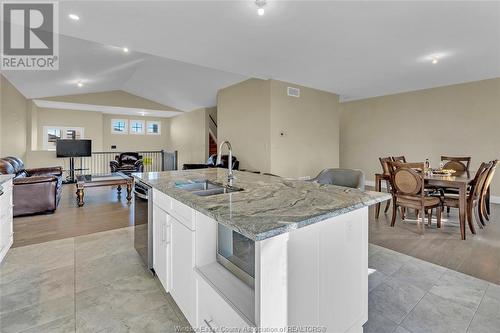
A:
[
  {"xmin": 139, "ymin": 111, "xmax": 148, "ymax": 116},
  {"xmin": 77, "ymin": 81, "xmax": 83, "ymax": 87},
  {"xmin": 255, "ymin": 0, "xmax": 266, "ymax": 16},
  {"xmin": 123, "ymin": 47, "xmax": 129, "ymax": 53},
  {"xmin": 432, "ymin": 58, "xmax": 438, "ymax": 64},
  {"xmin": 68, "ymin": 14, "xmax": 80, "ymax": 21}
]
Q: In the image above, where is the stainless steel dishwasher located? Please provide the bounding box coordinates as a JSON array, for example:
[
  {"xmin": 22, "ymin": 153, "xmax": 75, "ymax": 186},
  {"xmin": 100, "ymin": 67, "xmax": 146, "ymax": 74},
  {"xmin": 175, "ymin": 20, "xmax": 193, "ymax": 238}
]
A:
[{"xmin": 133, "ymin": 180, "xmax": 153, "ymax": 272}]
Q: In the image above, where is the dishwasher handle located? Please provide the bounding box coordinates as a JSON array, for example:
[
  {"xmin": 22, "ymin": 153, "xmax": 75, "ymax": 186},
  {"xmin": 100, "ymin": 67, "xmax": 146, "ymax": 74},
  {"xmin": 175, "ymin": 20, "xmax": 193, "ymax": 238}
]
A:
[{"xmin": 133, "ymin": 189, "xmax": 148, "ymax": 200}]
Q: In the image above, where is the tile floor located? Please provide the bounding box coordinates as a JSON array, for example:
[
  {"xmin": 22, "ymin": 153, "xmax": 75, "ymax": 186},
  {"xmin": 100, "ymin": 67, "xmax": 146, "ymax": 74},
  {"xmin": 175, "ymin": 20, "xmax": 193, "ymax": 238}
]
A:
[
  {"xmin": 0, "ymin": 227, "xmax": 499, "ymax": 333},
  {"xmin": 366, "ymin": 244, "xmax": 500, "ymax": 333},
  {"xmin": 0, "ymin": 227, "xmax": 189, "ymax": 333}
]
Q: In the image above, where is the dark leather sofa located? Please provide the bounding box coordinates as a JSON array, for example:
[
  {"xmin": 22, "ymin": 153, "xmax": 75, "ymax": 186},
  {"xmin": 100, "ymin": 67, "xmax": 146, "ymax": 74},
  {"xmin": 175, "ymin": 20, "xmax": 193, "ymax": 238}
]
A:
[
  {"xmin": 110, "ymin": 152, "xmax": 144, "ymax": 175},
  {"xmin": 182, "ymin": 154, "xmax": 240, "ymax": 170},
  {"xmin": 0, "ymin": 157, "xmax": 63, "ymax": 216}
]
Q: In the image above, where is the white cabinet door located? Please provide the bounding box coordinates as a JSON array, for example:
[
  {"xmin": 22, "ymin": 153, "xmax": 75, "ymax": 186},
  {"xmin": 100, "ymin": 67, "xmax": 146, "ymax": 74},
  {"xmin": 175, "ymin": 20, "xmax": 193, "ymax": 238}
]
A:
[
  {"xmin": 0, "ymin": 184, "xmax": 13, "ymax": 263},
  {"xmin": 153, "ymin": 204, "xmax": 169, "ymax": 291},
  {"xmin": 170, "ymin": 216, "xmax": 196, "ymax": 326}
]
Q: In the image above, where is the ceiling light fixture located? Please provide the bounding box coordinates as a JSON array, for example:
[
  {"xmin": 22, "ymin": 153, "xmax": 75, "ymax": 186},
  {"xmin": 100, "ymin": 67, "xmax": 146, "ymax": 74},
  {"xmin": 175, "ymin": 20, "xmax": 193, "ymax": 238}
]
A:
[
  {"xmin": 68, "ymin": 14, "xmax": 80, "ymax": 21},
  {"xmin": 77, "ymin": 81, "xmax": 83, "ymax": 87},
  {"xmin": 123, "ymin": 47, "xmax": 129, "ymax": 53},
  {"xmin": 255, "ymin": 0, "xmax": 266, "ymax": 16},
  {"xmin": 431, "ymin": 58, "xmax": 438, "ymax": 64}
]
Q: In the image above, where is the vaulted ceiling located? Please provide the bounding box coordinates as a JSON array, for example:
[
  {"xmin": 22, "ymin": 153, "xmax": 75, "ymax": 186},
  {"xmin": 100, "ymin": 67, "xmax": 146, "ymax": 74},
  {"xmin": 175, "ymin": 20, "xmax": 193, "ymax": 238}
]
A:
[{"xmin": 2, "ymin": 1, "xmax": 500, "ymax": 111}]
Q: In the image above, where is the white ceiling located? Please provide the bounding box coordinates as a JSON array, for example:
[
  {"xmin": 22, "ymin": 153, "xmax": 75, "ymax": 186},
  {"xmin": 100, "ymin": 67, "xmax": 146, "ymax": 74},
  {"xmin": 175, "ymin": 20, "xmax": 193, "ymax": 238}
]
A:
[
  {"xmin": 3, "ymin": 1, "xmax": 500, "ymax": 108},
  {"xmin": 33, "ymin": 100, "xmax": 183, "ymax": 118},
  {"xmin": 2, "ymin": 35, "xmax": 248, "ymax": 111}
]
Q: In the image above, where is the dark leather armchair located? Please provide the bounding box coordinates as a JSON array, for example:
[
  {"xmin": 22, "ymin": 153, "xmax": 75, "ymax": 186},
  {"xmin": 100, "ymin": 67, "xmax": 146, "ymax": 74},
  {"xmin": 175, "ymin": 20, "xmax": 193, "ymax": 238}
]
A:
[
  {"xmin": 110, "ymin": 152, "xmax": 144, "ymax": 175},
  {"xmin": 0, "ymin": 157, "xmax": 63, "ymax": 216},
  {"xmin": 183, "ymin": 154, "xmax": 240, "ymax": 170}
]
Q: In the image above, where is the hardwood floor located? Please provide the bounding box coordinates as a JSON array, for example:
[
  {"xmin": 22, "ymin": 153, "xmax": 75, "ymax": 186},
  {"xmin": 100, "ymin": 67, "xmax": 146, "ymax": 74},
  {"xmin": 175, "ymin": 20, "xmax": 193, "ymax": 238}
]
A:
[
  {"xmin": 370, "ymin": 199, "xmax": 500, "ymax": 285},
  {"xmin": 13, "ymin": 184, "xmax": 133, "ymax": 248}
]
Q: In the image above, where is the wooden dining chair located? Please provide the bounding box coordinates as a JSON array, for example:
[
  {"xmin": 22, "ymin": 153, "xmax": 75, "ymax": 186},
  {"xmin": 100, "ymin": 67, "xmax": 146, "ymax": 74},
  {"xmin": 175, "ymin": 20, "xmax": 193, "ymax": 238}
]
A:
[
  {"xmin": 441, "ymin": 156, "xmax": 471, "ymax": 172},
  {"xmin": 479, "ymin": 160, "xmax": 498, "ymax": 224},
  {"xmin": 392, "ymin": 156, "xmax": 407, "ymax": 163},
  {"xmin": 375, "ymin": 157, "xmax": 394, "ymax": 218},
  {"xmin": 388, "ymin": 162, "xmax": 442, "ymax": 232},
  {"xmin": 442, "ymin": 162, "xmax": 492, "ymax": 234}
]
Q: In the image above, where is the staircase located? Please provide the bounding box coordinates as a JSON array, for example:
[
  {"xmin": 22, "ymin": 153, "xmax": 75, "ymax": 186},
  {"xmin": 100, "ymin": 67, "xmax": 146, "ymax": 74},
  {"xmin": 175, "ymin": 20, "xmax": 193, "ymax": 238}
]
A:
[
  {"xmin": 209, "ymin": 134, "xmax": 217, "ymax": 156},
  {"xmin": 208, "ymin": 114, "xmax": 217, "ymax": 156}
]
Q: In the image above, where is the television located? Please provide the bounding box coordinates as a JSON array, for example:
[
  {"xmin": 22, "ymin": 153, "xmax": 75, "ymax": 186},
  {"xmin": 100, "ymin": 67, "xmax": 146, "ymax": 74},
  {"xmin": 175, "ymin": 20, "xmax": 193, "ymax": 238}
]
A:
[{"xmin": 56, "ymin": 139, "xmax": 92, "ymax": 157}]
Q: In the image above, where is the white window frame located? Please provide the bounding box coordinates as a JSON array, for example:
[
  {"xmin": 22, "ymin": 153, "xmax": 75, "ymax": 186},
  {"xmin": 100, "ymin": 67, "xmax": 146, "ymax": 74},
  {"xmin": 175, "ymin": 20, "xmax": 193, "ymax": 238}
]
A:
[
  {"xmin": 43, "ymin": 126, "xmax": 85, "ymax": 151},
  {"xmin": 146, "ymin": 120, "xmax": 161, "ymax": 135},
  {"xmin": 111, "ymin": 119, "xmax": 128, "ymax": 134},
  {"xmin": 130, "ymin": 120, "xmax": 145, "ymax": 135}
]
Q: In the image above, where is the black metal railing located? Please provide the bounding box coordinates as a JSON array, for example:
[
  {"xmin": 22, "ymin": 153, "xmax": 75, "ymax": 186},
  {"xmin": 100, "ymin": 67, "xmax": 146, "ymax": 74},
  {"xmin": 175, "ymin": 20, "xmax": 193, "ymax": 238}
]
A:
[{"xmin": 71, "ymin": 150, "xmax": 177, "ymax": 175}]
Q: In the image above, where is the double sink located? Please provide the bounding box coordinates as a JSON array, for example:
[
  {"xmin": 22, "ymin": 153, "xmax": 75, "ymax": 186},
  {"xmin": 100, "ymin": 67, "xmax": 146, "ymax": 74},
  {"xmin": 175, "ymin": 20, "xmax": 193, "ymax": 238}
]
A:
[{"xmin": 175, "ymin": 180, "xmax": 243, "ymax": 197}]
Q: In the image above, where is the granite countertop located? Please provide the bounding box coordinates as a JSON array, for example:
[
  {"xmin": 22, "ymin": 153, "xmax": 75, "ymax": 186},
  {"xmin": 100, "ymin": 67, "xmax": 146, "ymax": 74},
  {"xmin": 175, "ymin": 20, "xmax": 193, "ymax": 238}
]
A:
[
  {"xmin": 0, "ymin": 174, "xmax": 14, "ymax": 186},
  {"xmin": 133, "ymin": 169, "xmax": 390, "ymax": 241}
]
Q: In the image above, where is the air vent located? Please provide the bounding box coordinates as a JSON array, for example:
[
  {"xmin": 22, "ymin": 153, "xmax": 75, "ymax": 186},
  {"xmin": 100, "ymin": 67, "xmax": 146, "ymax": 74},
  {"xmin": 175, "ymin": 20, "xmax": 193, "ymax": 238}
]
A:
[{"xmin": 287, "ymin": 86, "xmax": 300, "ymax": 98}]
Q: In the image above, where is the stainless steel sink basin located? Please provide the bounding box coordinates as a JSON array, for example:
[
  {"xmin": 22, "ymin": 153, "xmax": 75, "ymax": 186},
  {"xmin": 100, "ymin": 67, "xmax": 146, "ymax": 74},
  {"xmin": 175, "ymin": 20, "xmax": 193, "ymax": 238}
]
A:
[
  {"xmin": 175, "ymin": 180, "xmax": 243, "ymax": 197},
  {"xmin": 175, "ymin": 180, "xmax": 220, "ymax": 191}
]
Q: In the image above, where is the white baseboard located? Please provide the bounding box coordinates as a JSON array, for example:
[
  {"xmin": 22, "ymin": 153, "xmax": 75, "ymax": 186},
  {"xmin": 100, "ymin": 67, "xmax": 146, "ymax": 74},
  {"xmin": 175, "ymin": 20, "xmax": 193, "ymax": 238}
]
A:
[
  {"xmin": 490, "ymin": 196, "xmax": 500, "ymax": 204},
  {"xmin": 365, "ymin": 181, "xmax": 500, "ymax": 204}
]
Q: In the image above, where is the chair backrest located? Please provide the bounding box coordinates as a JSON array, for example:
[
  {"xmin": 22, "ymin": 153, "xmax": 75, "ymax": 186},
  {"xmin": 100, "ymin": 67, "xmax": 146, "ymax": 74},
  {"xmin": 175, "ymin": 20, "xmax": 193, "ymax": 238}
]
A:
[
  {"xmin": 389, "ymin": 162, "xmax": 425, "ymax": 197},
  {"xmin": 312, "ymin": 168, "xmax": 365, "ymax": 191},
  {"xmin": 481, "ymin": 160, "xmax": 499, "ymax": 198},
  {"xmin": 392, "ymin": 156, "xmax": 407, "ymax": 163},
  {"xmin": 470, "ymin": 162, "xmax": 492, "ymax": 200},
  {"xmin": 379, "ymin": 157, "xmax": 393, "ymax": 176},
  {"xmin": 441, "ymin": 156, "xmax": 471, "ymax": 172},
  {"xmin": 117, "ymin": 152, "xmax": 142, "ymax": 165}
]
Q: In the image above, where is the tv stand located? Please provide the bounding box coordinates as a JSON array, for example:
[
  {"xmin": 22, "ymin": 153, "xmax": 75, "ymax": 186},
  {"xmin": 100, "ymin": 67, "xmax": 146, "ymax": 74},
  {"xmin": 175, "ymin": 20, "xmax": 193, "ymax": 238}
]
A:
[{"xmin": 63, "ymin": 158, "xmax": 88, "ymax": 184}]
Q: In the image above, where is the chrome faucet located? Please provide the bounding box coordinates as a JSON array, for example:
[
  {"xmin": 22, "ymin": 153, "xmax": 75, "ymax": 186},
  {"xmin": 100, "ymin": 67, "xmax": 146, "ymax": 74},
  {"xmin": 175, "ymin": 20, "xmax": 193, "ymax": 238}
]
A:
[{"xmin": 216, "ymin": 140, "xmax": 234, "ymax": 186}]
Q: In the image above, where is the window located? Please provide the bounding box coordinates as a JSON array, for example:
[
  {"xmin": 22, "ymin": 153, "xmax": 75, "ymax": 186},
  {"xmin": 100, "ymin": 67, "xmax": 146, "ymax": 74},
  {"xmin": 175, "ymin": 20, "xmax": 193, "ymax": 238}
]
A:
[
  {"xmin": 147, "ymin": 121, "xmax": 161, "ymax": 135},
  {"xmin": 111, "ymin": 119, "xmax": 128, "ymax": 134},
  {"xmin": 130, "ymin": 120, "xmax": 145, "ymax": 135},
  {"xmin": 43, "ymin": 126, "xmax": 84, "ymax": 151}
]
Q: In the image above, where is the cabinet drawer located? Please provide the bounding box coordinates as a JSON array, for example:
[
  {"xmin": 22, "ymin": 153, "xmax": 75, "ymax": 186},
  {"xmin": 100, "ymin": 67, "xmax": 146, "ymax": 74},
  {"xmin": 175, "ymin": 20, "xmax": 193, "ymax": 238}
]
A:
[
  {"xmin": 197, "ymin": 276, "xmax": 250, "ymax": 331},
  {"xmin": 153, "ymin": 189, "xmax": 171, "ymax": 212},
  {"xmin": 171, "ymin": 198, "xmax": 195, "ymax": 230}
]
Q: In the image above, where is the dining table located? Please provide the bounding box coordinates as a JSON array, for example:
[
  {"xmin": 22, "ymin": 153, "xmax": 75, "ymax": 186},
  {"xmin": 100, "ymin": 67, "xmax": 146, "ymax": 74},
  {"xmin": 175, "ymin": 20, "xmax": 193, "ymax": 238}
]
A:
[{"xmin": 375, "ymin": 170, "xmax": 476, "ymax": 240}]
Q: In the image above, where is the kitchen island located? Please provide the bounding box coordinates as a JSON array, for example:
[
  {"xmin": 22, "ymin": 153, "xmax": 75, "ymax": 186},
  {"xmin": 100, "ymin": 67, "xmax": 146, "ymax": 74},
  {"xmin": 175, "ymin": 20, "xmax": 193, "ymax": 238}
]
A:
[{"xmin": 133, "ymin": 168, "xmax": 390, "ymax": 333}]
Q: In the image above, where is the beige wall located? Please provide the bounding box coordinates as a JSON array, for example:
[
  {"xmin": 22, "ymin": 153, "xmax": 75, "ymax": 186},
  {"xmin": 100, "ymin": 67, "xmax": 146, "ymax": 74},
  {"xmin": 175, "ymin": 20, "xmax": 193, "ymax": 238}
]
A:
[
  {"xmin": 1, "ymin": 75, "xmax": 28, "ymax": 159},
  {"xmin": 270, "ymin": 80, "xmax": 340, "ymax": 178},
  {"xmin": 35, "ymin": 107, "xmax": 104, "ymax": 151},
  {"xmin": 340, "ymin": 78, "xmax": 500, "ymax": 195},
  {"xmin": 102, "ymin": 114, "xmax": 170, "ymax": 151},
  {"xmin": 26, "ymin": 106, "xmax": 103, "ymax": 168},
  {"xmin": 217, "ymin": 78, "xmax": 340, "ymax": 177},
  {"xmin": 217, "ymin": 78, "xmax": 271, "ymax": 173},
  {"xmin": 169, "ymin": 108, "xmax": 208, "ymax": 168}
]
